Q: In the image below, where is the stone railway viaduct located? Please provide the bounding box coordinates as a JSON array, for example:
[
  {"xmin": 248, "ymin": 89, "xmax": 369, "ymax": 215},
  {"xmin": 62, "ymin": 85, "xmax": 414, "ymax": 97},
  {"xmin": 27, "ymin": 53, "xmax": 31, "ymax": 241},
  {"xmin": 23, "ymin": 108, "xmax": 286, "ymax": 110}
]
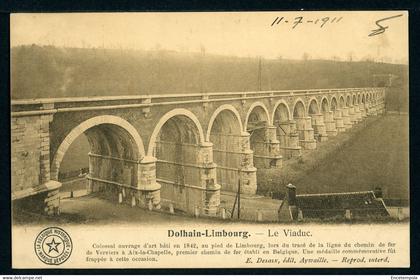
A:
[{"xmin": 11, "ymin": 87, "xmax": 386, "ymax": 216}]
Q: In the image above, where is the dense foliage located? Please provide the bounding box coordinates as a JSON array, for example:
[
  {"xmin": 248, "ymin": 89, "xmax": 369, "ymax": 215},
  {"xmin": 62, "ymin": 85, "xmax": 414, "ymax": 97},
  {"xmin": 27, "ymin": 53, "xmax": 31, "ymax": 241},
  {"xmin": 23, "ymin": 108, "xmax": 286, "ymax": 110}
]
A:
[{"xmin": 11, "ymin": 45, "xmax": 408, "ymax": 103}]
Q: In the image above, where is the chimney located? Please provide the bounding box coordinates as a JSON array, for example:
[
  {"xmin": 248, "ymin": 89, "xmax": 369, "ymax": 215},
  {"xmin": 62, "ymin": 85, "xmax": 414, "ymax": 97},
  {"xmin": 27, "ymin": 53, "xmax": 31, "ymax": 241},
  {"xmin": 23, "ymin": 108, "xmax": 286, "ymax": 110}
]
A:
[{"xmin": 374, "ymin": 187, "xmax": 383, "ymax": 199}]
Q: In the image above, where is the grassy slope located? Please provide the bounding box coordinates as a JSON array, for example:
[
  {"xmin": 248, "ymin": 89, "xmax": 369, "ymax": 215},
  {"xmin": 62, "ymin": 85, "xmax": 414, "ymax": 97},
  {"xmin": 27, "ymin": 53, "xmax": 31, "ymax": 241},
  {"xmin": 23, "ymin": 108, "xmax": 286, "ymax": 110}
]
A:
[{"xmin": 257, "ymin": 115, "xmax": 409, "ymax": 201}]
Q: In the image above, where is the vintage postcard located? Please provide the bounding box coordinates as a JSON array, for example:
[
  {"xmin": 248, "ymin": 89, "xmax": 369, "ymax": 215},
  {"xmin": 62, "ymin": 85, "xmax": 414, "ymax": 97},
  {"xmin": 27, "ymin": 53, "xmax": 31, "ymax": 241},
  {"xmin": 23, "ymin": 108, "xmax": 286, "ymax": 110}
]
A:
[{"xmin": 10, "ymin": 11, "xmax": 409, "ymax": 268}]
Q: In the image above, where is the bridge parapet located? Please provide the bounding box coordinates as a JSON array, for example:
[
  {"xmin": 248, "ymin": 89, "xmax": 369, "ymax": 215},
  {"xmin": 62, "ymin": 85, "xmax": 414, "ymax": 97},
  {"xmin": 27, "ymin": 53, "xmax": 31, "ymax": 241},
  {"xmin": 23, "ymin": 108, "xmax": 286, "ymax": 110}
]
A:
[{"xmin": 11, "ymin": 87, "xmax": 385, "ymax": 117}]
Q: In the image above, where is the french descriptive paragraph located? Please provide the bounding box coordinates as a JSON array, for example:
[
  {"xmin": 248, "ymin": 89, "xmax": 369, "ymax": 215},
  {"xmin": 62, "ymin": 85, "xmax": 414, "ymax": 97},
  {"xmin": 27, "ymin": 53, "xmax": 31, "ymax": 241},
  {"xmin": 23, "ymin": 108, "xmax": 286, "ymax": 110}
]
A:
[{"xmin": 85, "ymin": 240, "xmax": 398, "ymax": 266}]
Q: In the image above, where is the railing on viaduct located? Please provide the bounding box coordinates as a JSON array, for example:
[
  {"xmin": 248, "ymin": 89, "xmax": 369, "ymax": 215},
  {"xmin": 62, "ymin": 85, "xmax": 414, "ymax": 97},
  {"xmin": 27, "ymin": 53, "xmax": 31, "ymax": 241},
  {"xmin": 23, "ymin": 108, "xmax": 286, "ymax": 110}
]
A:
[{"xmin": 11, "ymin": 87, "xmax": 386, "ymax": 217}]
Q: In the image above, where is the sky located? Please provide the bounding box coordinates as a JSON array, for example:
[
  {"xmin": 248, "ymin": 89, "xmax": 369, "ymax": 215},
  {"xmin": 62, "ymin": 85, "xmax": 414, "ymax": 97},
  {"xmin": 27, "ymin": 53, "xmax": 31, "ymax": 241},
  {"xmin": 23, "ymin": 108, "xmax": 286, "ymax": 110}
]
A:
[{"xmin": 10, "ymin": 11, "xmax": 408, "ymax": 64}]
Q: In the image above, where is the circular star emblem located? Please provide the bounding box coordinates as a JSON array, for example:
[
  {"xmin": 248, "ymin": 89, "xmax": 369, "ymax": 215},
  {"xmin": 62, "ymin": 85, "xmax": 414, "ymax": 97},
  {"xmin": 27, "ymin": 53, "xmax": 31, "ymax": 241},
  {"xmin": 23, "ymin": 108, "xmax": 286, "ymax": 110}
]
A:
[{"xmin": 34, "ymin": 227, "xmax": 73, "ymax": 265}]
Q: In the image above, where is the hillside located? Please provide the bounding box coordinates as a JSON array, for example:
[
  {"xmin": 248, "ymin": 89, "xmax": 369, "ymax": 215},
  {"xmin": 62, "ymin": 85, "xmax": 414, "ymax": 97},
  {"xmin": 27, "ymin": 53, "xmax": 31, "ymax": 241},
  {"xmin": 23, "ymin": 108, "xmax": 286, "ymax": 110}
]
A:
[
  {"xmin": 11, "ymin": 45, "xmax": 408, "ymax": 105},
  {"xmin": 258, "ymin": 115, "xmax": 409, "ymax": 204}
]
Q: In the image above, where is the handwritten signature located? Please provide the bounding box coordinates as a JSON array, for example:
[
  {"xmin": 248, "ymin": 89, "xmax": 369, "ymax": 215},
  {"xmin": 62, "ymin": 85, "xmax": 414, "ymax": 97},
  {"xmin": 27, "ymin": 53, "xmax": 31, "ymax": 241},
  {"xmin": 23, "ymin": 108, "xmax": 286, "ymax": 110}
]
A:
[{"xmin": 369, "ymin": 14, "xmax": 403, "ymax": 37}]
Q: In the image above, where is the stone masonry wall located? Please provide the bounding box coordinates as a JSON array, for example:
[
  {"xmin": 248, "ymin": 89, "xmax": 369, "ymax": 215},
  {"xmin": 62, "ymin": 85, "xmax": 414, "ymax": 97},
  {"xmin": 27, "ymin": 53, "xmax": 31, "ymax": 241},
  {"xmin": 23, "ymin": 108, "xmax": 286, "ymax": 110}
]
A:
[{"xmin": 11, "ymin": 113, "xmax": 51, "ymax": 194}]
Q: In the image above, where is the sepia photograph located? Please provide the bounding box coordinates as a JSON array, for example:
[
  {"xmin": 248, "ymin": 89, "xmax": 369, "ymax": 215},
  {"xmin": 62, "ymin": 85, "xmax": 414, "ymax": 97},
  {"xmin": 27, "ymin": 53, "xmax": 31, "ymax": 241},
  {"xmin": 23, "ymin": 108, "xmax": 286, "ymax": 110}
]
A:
[{"xmin": 10, "ymin": 11, "xmax": 409, "ymax": 269}]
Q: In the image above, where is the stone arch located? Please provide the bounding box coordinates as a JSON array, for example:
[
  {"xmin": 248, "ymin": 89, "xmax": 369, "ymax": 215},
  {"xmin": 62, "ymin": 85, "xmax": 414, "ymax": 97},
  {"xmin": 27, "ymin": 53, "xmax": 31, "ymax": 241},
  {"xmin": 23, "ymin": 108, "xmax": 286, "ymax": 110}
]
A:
[
  {"xmin": 307, "ymin": 98, "xmax": 320, "ymax": 115},
  {"xmin": 245, "ymin": 102, "xmax": 272, "ymax": 168},
  {"xmin": 272, "ymin": 100, "xmax": 291, "ymax": 123},
  {"xmin": 272, "ymin": 101, "xmax": 292, "ymax": 151},
  {"xmin": 151, "ymin": 109, "xmax": 208, "ymax": 214},
  {"xmin": 321, "ymin": 97, "xmax": 329, "ymax": 113},
  {"xmin": 346, "ymin": 95, "xmax": 351, "ymax": 107},
  {"xmin": 292, "ymin": 98, "xmax": 307, "ymax": 118},
  {"xmin": 339, "ymin": 95, "xmax": 345, "ymax": 108},
  {"xmin": 352, "ymin": 94, "xmax": 357, "ymax": 105},
  {"xmin": 245, "ymin": 101, "xmax": 271, "ymax": 130},
  {"xmin": 331, "ymin": 96, "xmax": 338, "ymax": 111},
  {"xmin": 148, "ymin": 108, "xmax": 205, "ymax": 156},
  {"xmin": 206, "ymin": 104, "xmax": 243, "ymax": 142},
  {"xmin": 208, "ymin": 104, "xmax": 246, "ymax": 193},
  {"xmin": 51, "ymin": 115, "xmax": 145, "ymax": 181}
]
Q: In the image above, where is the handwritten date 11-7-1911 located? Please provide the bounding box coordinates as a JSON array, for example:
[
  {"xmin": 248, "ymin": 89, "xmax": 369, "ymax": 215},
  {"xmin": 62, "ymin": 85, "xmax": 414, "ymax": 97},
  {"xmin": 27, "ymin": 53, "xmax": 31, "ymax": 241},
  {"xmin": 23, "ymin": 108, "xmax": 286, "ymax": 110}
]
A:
[{"xmin": 270, "ymin": 16, "xmax": 343, "ymax": 29}]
